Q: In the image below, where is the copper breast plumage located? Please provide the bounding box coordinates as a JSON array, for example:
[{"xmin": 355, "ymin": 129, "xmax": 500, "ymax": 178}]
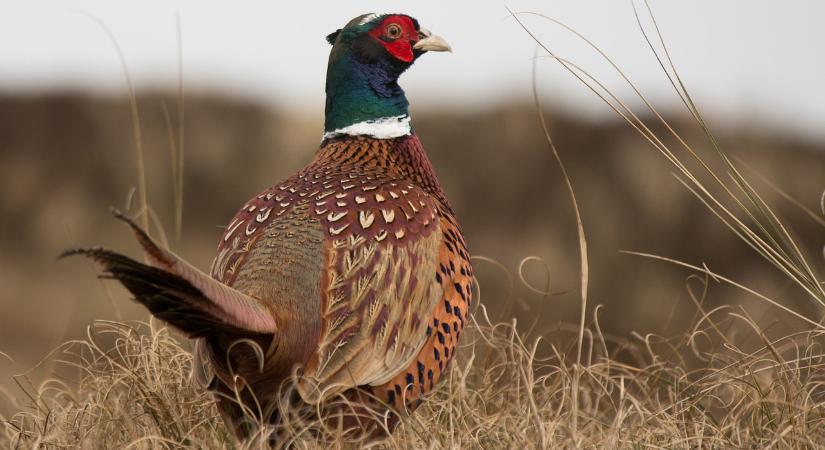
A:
[{"xmin": 209, "ymin": 134, "xmax": 474, "ymax": 411}]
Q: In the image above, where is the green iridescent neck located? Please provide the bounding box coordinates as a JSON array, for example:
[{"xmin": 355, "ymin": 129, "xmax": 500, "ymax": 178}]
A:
[{"xmin": 323, "ymin": 50, "xmax": 411, "ymax": 139}]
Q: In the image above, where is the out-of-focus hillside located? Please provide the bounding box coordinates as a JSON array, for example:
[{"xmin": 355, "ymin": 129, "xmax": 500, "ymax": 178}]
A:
[{"xmin": 0, "ymin": 93, "xmax": 823, "ymax": 404}]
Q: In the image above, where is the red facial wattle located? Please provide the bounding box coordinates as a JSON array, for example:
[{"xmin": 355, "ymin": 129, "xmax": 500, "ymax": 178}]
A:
[{"xmin": 368, "ymin": 15, "xmax": 419, "ymax": 63}]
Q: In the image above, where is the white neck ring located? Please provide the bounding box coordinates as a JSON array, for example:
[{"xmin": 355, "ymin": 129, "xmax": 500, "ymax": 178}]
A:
[{"xmin": 323, "ymin": 114, "xmax": 411, "ymax": 140}]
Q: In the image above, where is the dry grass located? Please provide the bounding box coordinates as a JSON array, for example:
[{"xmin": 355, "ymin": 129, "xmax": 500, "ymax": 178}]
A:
[
  {"xmin": 2, "ymin": 299, "xmax": 825, "ymax": 449},
  {"xmin": 3, "ymin": 2, "xmax": 825, "ymax": 449}
]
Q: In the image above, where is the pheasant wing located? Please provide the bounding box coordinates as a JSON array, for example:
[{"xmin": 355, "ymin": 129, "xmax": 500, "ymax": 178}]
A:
[{"xmin": 295, "ymin": 177, "xmax": 444, "ymax": 401}]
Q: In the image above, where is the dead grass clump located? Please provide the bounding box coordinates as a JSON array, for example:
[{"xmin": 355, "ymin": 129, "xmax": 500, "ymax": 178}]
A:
[
  {"xmin": 375, "ymin": 303, "xmax": 825, "ymax": 448},
  {"xmin": 3, "ymin": 299, "xmax": 824, "ymax": 449},
  {"xmin": 1, "ymin": 320, "xmax": 230, "ymax": 448}
]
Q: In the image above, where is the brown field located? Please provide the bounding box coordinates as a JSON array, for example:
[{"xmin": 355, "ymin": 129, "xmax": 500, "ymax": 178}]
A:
[{"xmin": 0, "ymin": 90, "xmax": 824, "ymax": 447}]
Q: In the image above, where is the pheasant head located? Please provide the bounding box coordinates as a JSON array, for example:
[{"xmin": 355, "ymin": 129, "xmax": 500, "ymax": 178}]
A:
[{"xmin": 323, "ymin": 13, "xmax": 451, "ymax": 139}]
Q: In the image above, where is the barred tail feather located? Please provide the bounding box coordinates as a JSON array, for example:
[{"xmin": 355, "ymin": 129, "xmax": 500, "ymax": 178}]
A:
[{"xmin": 61, "ymin": 210, "xmax": 277, "ymax": 337}]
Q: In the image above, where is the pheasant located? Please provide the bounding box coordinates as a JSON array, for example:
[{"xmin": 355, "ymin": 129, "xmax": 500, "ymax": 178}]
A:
[{"xmin": 65, "ymin": 13, "xmax": 473, "ymax": 441}]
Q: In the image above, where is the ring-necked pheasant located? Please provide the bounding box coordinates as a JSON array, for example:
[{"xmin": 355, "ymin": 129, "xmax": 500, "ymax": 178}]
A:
[{"xmin": 65, "ymin": 13, "xmax": 473, "ymax": 441}]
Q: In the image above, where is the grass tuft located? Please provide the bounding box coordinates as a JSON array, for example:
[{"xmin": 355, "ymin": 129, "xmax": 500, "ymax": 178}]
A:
[{"xmin": 3, "ymin": 300, "xmax": 825, "ymax": 448}]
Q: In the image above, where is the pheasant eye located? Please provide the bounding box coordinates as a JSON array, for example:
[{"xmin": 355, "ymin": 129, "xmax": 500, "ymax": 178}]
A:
[{"xmin": 385, "ymin": 23, "xmax": 403, "ymax": 40}]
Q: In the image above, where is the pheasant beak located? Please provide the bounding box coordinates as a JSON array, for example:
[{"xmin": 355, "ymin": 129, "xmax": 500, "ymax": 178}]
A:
[{"xmin": 413, "ymin": 28, "xmax": 452, "ymax": 53}]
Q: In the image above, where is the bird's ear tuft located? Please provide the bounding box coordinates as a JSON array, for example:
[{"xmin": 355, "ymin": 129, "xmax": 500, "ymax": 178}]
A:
[{"xmin": 326, "ymin": 29, "xmax": 342, "ymax": 45}]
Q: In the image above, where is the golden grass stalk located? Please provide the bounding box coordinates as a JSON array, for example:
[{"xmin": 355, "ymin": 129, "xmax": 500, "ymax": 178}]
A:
[{"xmin": 510, "ymin": 0, "xmax": 824, "ymax": 316}]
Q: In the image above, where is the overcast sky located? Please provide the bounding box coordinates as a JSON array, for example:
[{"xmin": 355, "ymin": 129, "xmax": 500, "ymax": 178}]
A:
[{"xmin": 2, "ymin": 1, "xmax": 824, "ymax": 139}]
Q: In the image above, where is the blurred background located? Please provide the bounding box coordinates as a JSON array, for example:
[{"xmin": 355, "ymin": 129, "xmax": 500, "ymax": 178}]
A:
[{"xmin": 1, "ymin": 1, "xmax": 823, "ymax": 414}]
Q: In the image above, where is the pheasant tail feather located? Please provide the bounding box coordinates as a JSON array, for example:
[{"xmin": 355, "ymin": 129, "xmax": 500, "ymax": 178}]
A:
[{"xmin": 61, "ymin": 211, "xmax": 277, "ymax": 337}]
